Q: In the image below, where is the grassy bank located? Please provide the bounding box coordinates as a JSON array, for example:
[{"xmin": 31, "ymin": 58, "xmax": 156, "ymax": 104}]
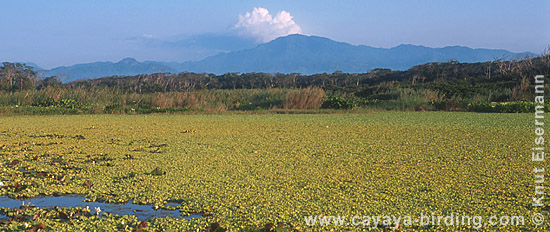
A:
[{"xmin": 0, "ymin": 87, "xmax": 546, "ymax": 116}]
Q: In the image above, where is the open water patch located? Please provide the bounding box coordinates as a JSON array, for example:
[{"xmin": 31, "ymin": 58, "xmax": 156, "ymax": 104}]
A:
[{"xmin": 0, "ymin": 195, "xmax": 202, "ymax": 220}]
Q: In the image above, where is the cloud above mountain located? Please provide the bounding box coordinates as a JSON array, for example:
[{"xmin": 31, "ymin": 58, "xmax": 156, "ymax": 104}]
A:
[
  {"xmin": 118, "ymin": 7, "xmax": 302, "ymax": 62},
  {"xmin": 235, "ymin": 7, "xmax": 302, "ymax": 43}
]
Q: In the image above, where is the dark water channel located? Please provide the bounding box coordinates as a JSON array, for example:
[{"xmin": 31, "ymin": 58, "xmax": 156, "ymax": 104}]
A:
[{"xmin": 0, "ymin": 195, "xmax": 202, "ymax": 220}]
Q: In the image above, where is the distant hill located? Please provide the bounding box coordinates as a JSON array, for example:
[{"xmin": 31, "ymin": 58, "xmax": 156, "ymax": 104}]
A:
[
  {"xmin": 22, "ymin": 62, "xmax": 44, "ymax": 71},
  {"xmin": 45, "ymin": 58, "xmax": 176, "ymax": 82},
  {"xmin": 177, "ymin": 34, "xmax": 535, "ymax": 74},
  {"xmin": 42, "ymin": 34, "xmax": 535, "ymax": 82}
]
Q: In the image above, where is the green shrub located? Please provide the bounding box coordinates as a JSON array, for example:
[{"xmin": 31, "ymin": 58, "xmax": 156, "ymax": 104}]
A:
[
  {"xmin": 33, "ymin": 97, "xmax": 57, "ymax": 107},
  {"xmin": 321, "ymin": 97, "xmax": 356, "ymax": 109},
  {"xmin": 467, "ymin": 102, "xmax": 541, "ymax": 113},
  {"xmin": 59, "ymin": 99, "xmax": 83, "ymax": 110},
  {"xmin": 32, "ymin": 98, "xmax": 84, "ymax": 110}
]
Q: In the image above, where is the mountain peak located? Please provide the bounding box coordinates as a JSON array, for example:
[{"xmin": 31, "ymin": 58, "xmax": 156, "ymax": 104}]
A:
[
  {"xmin": 272, "ymin": 34, "xmax": 334, "ymax": 42},
  {"xmin": 394, "ymin": 44, "xmax": 427, "ymax": 49},
  {"xmin": 274, "ymin": 34, "xmax": 308, "ymax": 40},
  {"xmin": 118, "ymin": 57, "xmax": 138, "ymax": 64}
]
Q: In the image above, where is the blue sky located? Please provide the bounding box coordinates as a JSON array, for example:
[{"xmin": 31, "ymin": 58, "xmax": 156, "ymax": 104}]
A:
[{"xmin": 0, "ymin": 0, "xmax": 548, "ymax": 68}]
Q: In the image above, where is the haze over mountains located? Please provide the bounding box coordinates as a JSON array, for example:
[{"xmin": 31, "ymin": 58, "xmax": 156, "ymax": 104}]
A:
[{"xmin": 39, "ymin": 34, "xmax": 534, "ymax": 82}]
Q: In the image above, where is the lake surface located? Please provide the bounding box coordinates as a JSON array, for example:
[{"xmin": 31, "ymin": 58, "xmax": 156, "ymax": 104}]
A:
[{"xmin": 0, "ymin": 195, "xmax": 202, "ymax": 220}]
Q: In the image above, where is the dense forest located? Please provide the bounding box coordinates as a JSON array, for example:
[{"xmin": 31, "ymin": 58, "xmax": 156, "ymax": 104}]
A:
[{"xmin": 1, "ymin": 52, "xmax": 549, "ymax": 115}]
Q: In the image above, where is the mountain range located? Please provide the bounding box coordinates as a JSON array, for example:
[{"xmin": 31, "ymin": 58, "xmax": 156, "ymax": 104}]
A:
[
  {"xmin": 38, "ymin": 34, "xmax": 534, "ymax": 82},
  {"xmin": 43, "ymin": 58, "xmax": 176, "ymax": 82}
]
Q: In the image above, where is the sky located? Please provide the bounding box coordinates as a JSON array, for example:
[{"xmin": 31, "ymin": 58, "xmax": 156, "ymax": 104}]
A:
[{"xmin": 0, "ymin": 0, "xmax": 548, "ymax": 69}]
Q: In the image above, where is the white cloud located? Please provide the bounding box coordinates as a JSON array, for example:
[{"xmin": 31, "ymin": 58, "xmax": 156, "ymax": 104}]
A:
[{"xmin": 235, "ymin": 7, "xmax": 302, "ymax": 43}]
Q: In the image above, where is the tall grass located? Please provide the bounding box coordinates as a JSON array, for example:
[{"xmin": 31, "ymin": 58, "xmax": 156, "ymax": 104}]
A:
[
  {"xmin": 1, "ymin": 85, "xmax": 536, "ymax": 115},
  {"xmin": 0, "ymin": 87, "xmax": 328, "ymax": 115},
  {"xmin": 284, "ymin": 87, "xmax": 324, "ymax": 109}
]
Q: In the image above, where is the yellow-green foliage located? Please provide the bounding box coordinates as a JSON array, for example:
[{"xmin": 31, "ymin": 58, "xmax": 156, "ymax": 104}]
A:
[{"xmin": 0, "ymin": 113, "xmax": 542, "ymax": 231}]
